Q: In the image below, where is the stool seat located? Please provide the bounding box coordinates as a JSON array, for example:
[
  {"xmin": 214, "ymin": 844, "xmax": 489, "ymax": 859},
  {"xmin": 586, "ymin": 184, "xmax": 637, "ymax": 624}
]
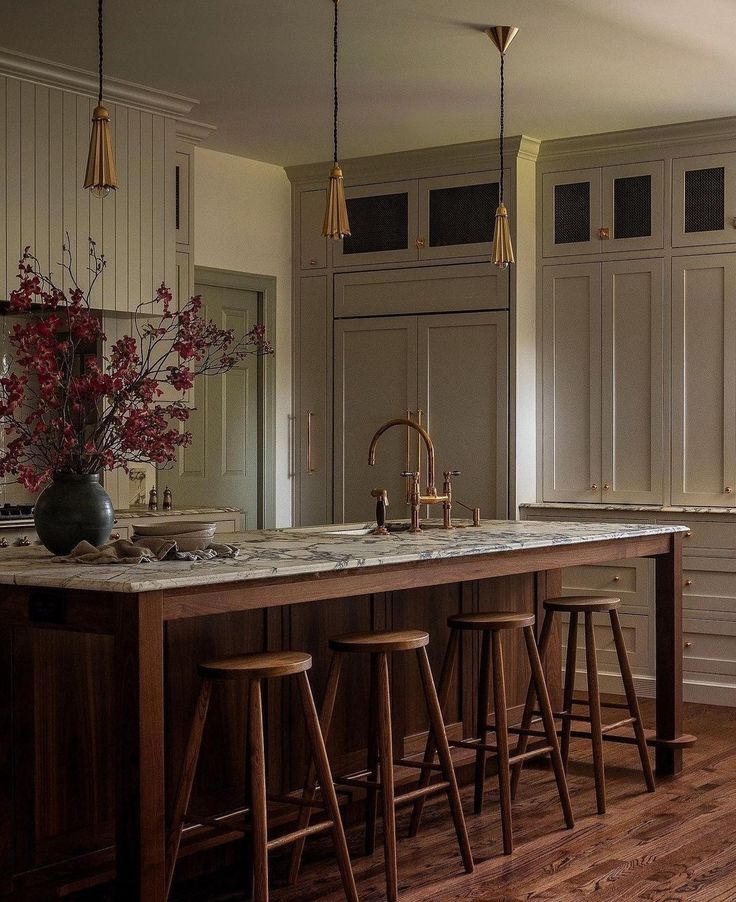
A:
[
  {"xmin": 544, "ymin": 595, "xmax": 620, "ymax": 613},
  {"xmin": 447, "ymin": 611, "xmax": 535, "ymax": 631},
  {"xmin": 329, "ymin": 629, "xmax": 429, "ymax": 654},
  {"xmin": 198, "ymin": 650, "xmax": 312, "ymax": 680}
]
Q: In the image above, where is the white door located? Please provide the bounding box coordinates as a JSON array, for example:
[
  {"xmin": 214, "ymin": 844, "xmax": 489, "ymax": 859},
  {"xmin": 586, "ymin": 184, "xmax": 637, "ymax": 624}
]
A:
[{"xmin": 163, "ymin": 281, "xmax": 261, "ymax": 528}]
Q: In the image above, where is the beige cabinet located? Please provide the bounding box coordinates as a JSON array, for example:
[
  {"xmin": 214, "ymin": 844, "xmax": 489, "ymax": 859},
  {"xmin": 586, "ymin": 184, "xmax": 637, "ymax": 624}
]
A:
[
  {"xmin": 671, "ymin": 254, "xmax": 736, "ymax": 506},
  {"xmin": 299, "ymin": 188, "xmax": 328, "ymax": 271},
  {"xmin": 333, "ymin": 180, "xmax": 419, "ymax": 267},
  {"xmin": 543, "ymin": 161, "xmax": 663, "ymax": 258},
  {"xmin": 543, "ymin": 259, "xmax": 664, "ymax": 503},
  {"xmin": 672, "ymin": 152, "xmax": 736, "ymax": 248},
  {"xmin": 334, "ymin": 311, "xmax": 508, "ymax": 524}
]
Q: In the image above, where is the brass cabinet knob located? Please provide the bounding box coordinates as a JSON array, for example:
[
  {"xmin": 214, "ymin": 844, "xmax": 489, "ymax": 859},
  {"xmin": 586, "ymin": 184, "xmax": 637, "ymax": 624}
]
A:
[
  {"xmin": 16, "ymin": 536, "xmax": 31, "ymax": 547},
  {"xmin": 415, "ymin": 237, "xmax": 426, "ymax": 249},
  {"xmin": 598, "ymin": 227, "xmax": 610, "ymax": 240},
  {"xmin": 613, "ymin": 575, "xmax": 621, "ymax": 581},
  {"xmin": 685, "ymin": 531, "xmax": 691, "ymax": 538},
  {"xmin": 684, "ymin": 641, "xmax": 693, "ymax": 648},
  {"xmin": 110, "ymin": 532, "xmax": 121, "ymax": 541},
  {"xmin": 726, "ymin": 486, "xmax": 733, "ymax": 493},
  {"xmin": 0, "ymin": 539, "xmax": 8, "ymax": 549},
  {"xmin": 603, "ymin": 483, "xmax": 610, "ymax": 491},
  {"xmin": 685, "ymin": 579, "xmax": 693, "ymax": 586},
  {"xmin": 309, "ymin": 258, "xmax": 318, "ymax": 266},
  {"xmin": 591, "ymin": 483, "xmax": 598, "ymax": 490}
]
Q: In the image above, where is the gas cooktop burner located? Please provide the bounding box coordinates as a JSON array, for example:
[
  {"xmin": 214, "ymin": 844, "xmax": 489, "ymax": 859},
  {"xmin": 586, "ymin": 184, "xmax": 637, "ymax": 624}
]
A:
[{"xmin": 0, "ymin": 503, "xmax": 34, "ymax": 520}]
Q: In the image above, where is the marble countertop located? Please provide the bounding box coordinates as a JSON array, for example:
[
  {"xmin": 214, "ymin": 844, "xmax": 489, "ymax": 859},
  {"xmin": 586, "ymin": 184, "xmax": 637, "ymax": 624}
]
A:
[
  {"xmin": 114, "ymin": 507, "xmax": 241, "ymax": 520},
  {"xmin": 0, "ymin": 519, "xmax": 687, "ymax": 595}
]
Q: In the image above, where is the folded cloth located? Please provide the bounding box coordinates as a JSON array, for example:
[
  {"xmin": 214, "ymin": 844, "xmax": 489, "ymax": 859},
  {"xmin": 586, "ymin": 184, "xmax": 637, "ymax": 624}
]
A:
[{"xmin": 64, "ymin": 537, "xmax": 240, "ymax": 564}]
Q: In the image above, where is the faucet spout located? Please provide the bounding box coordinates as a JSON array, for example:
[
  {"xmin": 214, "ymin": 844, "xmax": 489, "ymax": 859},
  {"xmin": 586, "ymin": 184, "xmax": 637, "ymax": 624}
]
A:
[{"xmin": 368, "ymin": 418, "xmax": 437, "ymax": 493}]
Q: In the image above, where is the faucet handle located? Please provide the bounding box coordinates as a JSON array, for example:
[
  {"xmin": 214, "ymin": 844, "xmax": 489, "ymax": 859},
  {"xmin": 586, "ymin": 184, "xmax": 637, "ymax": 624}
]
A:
[
  {"xmin": 444, "ymin": 470, "xmax": 461, "ymax": 479},
  {"xmin": 401, "ymin": 471, "xmax": 419, "ymax": 479},
  {"xmin": 371, "ymin": 487, "xmax": 389, "ymax": 505}
]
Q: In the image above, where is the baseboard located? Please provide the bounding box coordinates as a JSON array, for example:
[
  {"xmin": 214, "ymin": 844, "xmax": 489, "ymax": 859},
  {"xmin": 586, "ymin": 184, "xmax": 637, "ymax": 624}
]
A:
[{"xmin": 572, "ymin": 669, "xmax": 736, "ymax": 707}]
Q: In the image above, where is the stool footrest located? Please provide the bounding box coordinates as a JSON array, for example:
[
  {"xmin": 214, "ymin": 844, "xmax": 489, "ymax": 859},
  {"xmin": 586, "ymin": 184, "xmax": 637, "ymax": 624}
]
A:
[
  {"xmin": 450, "ymin": 737, "xmax": 499, "ymax": 754},
  {"xmin": 267, "ymin": 819, "xmax": 334, "ymax": 852},
  {"xmin": 394, "ymin": 782, "xmax": 450, "ymax": 807}
]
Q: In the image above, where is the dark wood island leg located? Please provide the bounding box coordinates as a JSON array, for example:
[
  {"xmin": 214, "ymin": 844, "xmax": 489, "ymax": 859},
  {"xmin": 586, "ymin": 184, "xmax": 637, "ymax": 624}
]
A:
[{"xmin": 655, "ymin": 532, "xmax": 684, "ymax": 776}]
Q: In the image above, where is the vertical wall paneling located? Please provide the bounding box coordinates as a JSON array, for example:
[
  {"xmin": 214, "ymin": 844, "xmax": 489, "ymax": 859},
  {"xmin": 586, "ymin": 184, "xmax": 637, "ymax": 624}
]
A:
[
  {"xmin": 151, "ymin": 115, "xmax": 165, "ymax": 294},
  {"xmin": 33, "ymin": 85, "xmax": 50, "ymax": 275},
  {"xmin": 19, "ymin": 81, "xmax": 35, "ymax": 270},
  {"xmin": 61, "ymin": 90, "xmax": 77, "ymax": 295},
  {"xmin": 113, "ymin": 103, "xmax": 128, "ymax": 313},
  {"xmin": 164, "ymin": 118, "xmax": 177, "ymax": 291},
  {"xmin": 139, "ymin": 112, "xmax": 153, "ymax": 303},
  {"xmin": 5, "ymin": 78, "xmax": 21, "ymax": 294},
  {"xmin": 75, "ymin": 95, "xmax": 91, "ymax": 284},
  {"xmin": 0, "ymin": 79, "xmax": 7, "ymax": 298},
  {"xmin": 48, "ymin": 89, "xmax": 64, "ymax": 287},
  {"xmin": 127, "ymin": 107, "xmax": 141, "ymax": 313}
]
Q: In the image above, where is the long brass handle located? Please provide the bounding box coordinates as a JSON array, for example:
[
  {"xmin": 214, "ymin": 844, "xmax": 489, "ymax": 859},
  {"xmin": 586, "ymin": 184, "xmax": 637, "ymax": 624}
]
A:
[{"xmin": 306, "ymin": 410, "xmax": 316, "ymax": 474}]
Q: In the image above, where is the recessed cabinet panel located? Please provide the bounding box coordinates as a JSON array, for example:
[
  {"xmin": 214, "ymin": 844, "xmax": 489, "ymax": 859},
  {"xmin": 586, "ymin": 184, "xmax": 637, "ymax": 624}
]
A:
[
  {"xmin": 602, "ymin": 161, "xmax": 664, "ymax": 253},
  {"xmin": 601, "ymin": 259, "xmax": 664, "ymax": 503},
  {"xmin": 175, "ymin": 151, "xmax": 191, "ymax": 246},
  {"xmin": 333, "ymin": 180, "xmax": 418, "ymax": 267},
  {"xmin": 542, "ymin": 169, "xmax": 602, "ymax": 257},
  {"xmin": 299, "ymin": 188, "xmax": 328, "ymax": 270},
  {"xmin": 418, "ymin": 171, "xmax": 500, "ymax": 261},
  {"xmin": 672, "ymin": 255, "xmax": 736, "ymax": 505},
  {"xmin": 542, "ymin": 263, "xmax": 602, "ymax": 501},
  {"xmin": 673, "ymin": 153, "xmax": 736, "ymax": 247}
]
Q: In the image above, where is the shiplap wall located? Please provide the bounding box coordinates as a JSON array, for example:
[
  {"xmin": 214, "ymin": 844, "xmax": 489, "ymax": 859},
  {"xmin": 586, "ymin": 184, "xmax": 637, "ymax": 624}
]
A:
[{"xmin": 0, "ymin": 74, "xmax": 177, "ymax": 310}]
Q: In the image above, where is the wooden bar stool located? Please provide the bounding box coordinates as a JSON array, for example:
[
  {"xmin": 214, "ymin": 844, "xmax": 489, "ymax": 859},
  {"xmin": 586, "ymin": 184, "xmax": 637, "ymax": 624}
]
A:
[
  {"xmin": 165, "ymin": 650, "xmax": 358, "ymax": 902},
  {"xmin": 409, "ymin": 612, "xmax": 574, "ymax": 855},
  {"xmin": 289, "ymin": 629, "xmax": 474, "ymax": 902},
  {"xmin": 511, "ymin": 596, "xmax": 655, "ymax": 816}
]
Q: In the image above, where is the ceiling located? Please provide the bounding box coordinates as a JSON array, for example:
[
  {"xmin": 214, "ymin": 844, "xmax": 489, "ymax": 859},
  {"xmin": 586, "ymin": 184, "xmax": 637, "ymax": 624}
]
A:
[{"xmin": 1, "ymin": 0, "xmax": 735, "ymax": 167}]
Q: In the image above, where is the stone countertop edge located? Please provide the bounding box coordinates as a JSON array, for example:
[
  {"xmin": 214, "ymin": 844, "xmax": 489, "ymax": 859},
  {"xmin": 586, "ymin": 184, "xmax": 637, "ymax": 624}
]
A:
[
  {"xmin": 519, "ymin": 502, "xmax": 736, "ymax": 515},
  {"xmin": 0, "ymin": 520, "xmax": 689, "ymax": 595},
  {"xmin": 113, "ymin": 507, "xmax": 242, "ymax": 518}
]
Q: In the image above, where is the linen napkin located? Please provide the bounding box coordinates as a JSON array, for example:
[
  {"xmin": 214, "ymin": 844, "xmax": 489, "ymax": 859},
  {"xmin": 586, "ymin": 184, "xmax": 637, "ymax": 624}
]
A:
[{"xmin": 64, "ymin": 536, "xmax": 240, "ymax": 564}]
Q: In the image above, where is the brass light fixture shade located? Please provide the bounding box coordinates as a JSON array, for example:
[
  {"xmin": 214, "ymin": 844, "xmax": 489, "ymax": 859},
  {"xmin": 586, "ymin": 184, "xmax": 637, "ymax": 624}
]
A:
[
  {"xmin": 323, "ymin": 164, "xmax": 351, "ymax": 239},
  {"xmin": 84, "ymin": 103, "xmax": 118, "ymax": 198},
  {"xmin": 486, "ymin": 25, "xmax": 518, "ymax": 269},
  {"xmin": 322, "ymin": 0, "xmax": 351, "ymax": 239},
  {"xmin": 84, "ymin": 0, "xmax": 117, "ymax": 197}
]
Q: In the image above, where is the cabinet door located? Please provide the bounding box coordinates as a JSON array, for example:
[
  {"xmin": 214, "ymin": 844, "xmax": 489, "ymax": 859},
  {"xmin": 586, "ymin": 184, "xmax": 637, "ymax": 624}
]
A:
[
  {"xmin": 333, "ymin": 180, "xmax": 418, "ymax": 267},
  {"xmin": 672, "ymin": 255, "xmax": 736, "ymax": 506},
  {"xmin": 333, "ymin": 317, "xmax": 418, "ymax": 523},
  {"xmin": 299, "ymin": 188, "xmax": 328, "ymax": 270},
  {"xmin": 175, "ymin": 150, "xmax": 191, "ymax": 246},
  {"xmin": 542, "ymin": 263, "xmax": 602, "ymax": 501},
  {"xmin": 417, "ymin": 171, "xmax": 499, "ymax": 261},
  {"xmin": 673, "ymin": 153, "xmax": 736, "ymax": 248},
  {"xmin": 601, "ymin": 259, "xmax": 664, "ymax": 503},
  {"xmin": 418, "ymin": 312, "xmax": 509, "ymax": 519},
  {"xmin": 542, "ymin": 169, "xmax": 602, "ymax": 258},
  {"xmin": 601, "ymin": 161, "xmax": 664, "ymax": 253},
  {"xmin": 297, "ymin": 276, "xmax": 332, "ymax": 526}
]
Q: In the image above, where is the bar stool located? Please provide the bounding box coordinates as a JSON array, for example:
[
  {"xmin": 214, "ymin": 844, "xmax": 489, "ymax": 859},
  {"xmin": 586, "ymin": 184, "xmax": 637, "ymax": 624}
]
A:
[
  {"xmin": 512, "ymin": 596, "xmax": 655, "ymax": 816},
  {"xmin": 165, "ymin": 650, "xmax": 358, "ymax": 902},
  {"xmin": 289, "ymin": 629, "xmax": 474, "ymax": 902},
  {"xmin": 410, "ymin": 612, "xmax": 574, "ymax": 855}
]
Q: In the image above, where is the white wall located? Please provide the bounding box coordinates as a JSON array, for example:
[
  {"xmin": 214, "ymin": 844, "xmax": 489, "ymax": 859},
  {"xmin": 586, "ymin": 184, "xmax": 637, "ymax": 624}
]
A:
[{"xmin": 194, "ymin": 147, "xmax": 292, "ymax": 527}]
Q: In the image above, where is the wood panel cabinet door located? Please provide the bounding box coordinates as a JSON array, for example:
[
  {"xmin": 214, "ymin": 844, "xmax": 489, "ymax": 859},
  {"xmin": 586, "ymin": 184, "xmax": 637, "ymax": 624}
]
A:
[
  {"xmin": 673, "ymin": 153, "xmax": 736, "ymax": 248},
  {"xmin": 672, "ymin": 255, "xmax": 736, "ymax": 506},
  {"xmin": 299, "ymin": 188, "xmax": 328, "ymax": 270},
  {"xmin": 334, "ymin": 316, "xmax": 418, "ymax": 522},
  {"xmin": 601, "ymin": 161, "xmax": 664, "ymax": 254},
  {"xmin": 542, "ymin": 169, "xmax": 602, "ymax": 257},
  {"xmin": 297, "ymin": 276, "xmax": 332, "ymax": 526},
  {"xmin": 418, "ymin": 312, "xmax": 509, "ymax": 518},
  {"xmin": 333, "ymin": 180, "xmax": 419, "ymax": 267},
  {"xmin": 601, "ymin": 259, "xmax": 664, "ymax": 503},
  {"xmin": 542, "ymin": 263, "xmax": 602, "ymax": 501}
]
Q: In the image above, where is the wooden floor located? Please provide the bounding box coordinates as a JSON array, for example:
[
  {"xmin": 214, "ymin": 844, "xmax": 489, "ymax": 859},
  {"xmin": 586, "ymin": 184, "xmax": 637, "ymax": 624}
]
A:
[{"xmin": 166, "ymin": 699, "xmax": 736, "ymax": 902}]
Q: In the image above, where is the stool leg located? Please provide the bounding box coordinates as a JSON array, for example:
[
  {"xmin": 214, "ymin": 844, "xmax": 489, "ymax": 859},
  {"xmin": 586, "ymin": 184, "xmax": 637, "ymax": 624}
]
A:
[
  {"xmin": 295, "ymin": 671, "xmax": 359, "ymax": 902},
  {"xmin": 491, "ymin": 630, "xmax": 513, "ymax": 855},
  {"xmin": 584, "ymin": 612, "xmax": 606, "ymax": 815},
  {"xmin": 474, "ymin": 629, "xmax": 493, "ymax": 814},
  {"xmin": 165, "ymin": 680, "xmax": 212, "ymax": 900},
  {"xmin": 408, "ymin": 627, "xmax": 460, "ymax": 837},
  {"xmin": 510, "ymin": 610, "xmax": 554, "ymax": 799},
  {"xmin": 248, "ymin": 678, "xmax": 269, "ymax": 902},
  {"xmin": 610, "ymin": 610, "xmax": 656, "ymax": 793},
  {"xmin": 523, "ymin": 626, "xmax": 575, "ymax": 830},
  {"xmin": 416, "ymin": 646, "xmax": 474, "ymax": 874},
  {"xmin": 288, "ymin": 653, "xmax": 343, "ymax": 884},
  {"xmin": 365, "ymin": 652, "xmax": 381, "ymax": 856},
  {"xmin": 561, "ymin": 613, "xmax": 579, "ymax": 771},
  {"xmin": 376, "ymin": 652, "xmax": 399, "ymax": 902}
]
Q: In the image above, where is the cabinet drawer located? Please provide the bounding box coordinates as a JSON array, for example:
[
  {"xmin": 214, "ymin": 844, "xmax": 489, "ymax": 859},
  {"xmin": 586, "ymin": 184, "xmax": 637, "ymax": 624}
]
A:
[
  {"xmin": 677, "ymin": 520, "xmax": 736, "ymax": 551},
  {"xmin": 561, "ymin": 611, "xmax": 652, "ymax": 678},
  {"xmin": 562, "ymin": 559, "xmax": 652, "ymax": 614},
  {"xmin": 109, "ymin": 525, "xmax": 130, "ymax": 541},
  {"xmin": 683, "ymin": 613, "xmax": 736, "ymax": 680},
  {"xmin": 683, "ymin": 559, "xmax": 736, "ymax": 614}
]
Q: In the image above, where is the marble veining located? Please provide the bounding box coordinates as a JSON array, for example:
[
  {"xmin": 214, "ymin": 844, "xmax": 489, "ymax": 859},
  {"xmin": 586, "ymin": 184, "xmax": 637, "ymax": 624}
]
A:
[{"xmin": 0, "ymin": 519, "xmax": 687, "ymax": 595}]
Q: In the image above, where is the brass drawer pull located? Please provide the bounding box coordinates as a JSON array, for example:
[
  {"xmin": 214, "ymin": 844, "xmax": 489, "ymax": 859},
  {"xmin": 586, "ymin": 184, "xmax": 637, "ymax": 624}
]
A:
[
  {"xmin": 309, "ymin": 258, "xmax": 318, "ymax": 266},
  {"xmin": 110, "ymin": 532, "xmax": 121, "ymax": 541},
  {"xmin": 684, "ymin": 579, "xmax": 693, "ymax": 587},
  {"xmin": 613, "ymin": 575, "xmax": 620, "ymax": 582},
  {"xmin": 684, "ymin": 641, "xmax": 693, "ymax": 648},
  {"xmin": 591, "ymin": 483, "xmax": 598, "ymax": 490},
  {"xmin": 415, "ymin": 237, "xmax": 426, "ymax": 249}
]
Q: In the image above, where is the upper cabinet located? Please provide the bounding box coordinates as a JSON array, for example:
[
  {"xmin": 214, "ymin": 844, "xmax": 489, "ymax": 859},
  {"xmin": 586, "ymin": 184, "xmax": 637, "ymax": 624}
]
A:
[
  {"xmin": 542, "ymin": 161, "xmax": 664, "ymax": 257},
  {"xmin": 672, "ymin": 153, "xmax": 736, "ymax": 248},
  {"xmin": 332, "ymin": 171, "xmax": 502, "ymax": 267},
  {"xmin": 298, "ymin": 188, "xmax": 329, "ymax": 271}
]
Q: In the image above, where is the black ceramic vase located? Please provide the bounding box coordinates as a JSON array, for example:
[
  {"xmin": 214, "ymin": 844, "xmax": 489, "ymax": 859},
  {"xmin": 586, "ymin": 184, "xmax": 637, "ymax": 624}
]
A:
[{"xmin": 33, "ymin": 473, "xmax": 115, "ymax": 555}]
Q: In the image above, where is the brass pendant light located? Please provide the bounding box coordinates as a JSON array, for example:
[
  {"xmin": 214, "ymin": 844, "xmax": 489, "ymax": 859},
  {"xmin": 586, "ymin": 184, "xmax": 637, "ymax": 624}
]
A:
[
  {"xmin": 485, "ymin": 26, "xmax": 518, "ymax": 269},
  {"xmin": 84, "ymin": 0, "xmax": 118, "ymax": 198},
  {"xmin": 322, "ymin": 0, "xmax": 351, "ymax": 239}
]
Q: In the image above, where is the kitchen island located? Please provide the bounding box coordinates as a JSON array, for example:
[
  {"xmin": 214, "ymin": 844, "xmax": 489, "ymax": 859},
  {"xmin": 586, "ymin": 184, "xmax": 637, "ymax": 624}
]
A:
[{"xmin": 0, "ymin": 520, "xmax": 689, "ymax": 901}]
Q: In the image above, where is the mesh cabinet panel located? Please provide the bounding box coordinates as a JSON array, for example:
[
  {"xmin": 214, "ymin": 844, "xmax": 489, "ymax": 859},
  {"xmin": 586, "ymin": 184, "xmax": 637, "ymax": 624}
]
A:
[
  {"xmin": 428, "ymin": 182, "xmax": 498, "ymax": 247},
  {"xmin": 684, "ymin": 167, "xmax": 725, "ymax": 233},
  {"xmin": 554, "ymin": 181, "xmax": 591, "ymax": 244},
  {"xmin": 342, "ymin": 193, "xmax": 409, "ymax": 255},
  {"xmin": 613, "ymin": 174, "xmax": 652, "ymax": 239}
]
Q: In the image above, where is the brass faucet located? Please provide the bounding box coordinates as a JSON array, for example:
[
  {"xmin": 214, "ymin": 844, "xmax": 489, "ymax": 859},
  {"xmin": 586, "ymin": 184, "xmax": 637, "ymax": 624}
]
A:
[{"xmin": 368, "ymin": 418, "xmax": 457, "ymax": 532}]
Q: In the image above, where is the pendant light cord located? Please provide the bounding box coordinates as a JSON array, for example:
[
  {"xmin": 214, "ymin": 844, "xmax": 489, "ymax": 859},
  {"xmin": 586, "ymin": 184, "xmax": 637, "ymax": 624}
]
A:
[
  {"xmin": 97, "ymin": 0, "xmax": 104, "ymax": 105},
  {"xmin": 499, "ymin": 52, "xmax": 505, "ymax": 203},
  {"xmin": 333, "ymin": 0, "xmax": 339, "ymax": 164}
]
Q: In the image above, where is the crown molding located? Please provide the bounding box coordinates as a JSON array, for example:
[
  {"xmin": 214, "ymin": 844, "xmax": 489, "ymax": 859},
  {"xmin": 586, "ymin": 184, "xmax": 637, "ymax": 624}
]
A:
[
  {"xmin": 0, "ymin": 46, "xmax": 199, "ymax": 119},
  {"xmin": 286, "ymin": 135, "xmax": 542, "ymax": 188},
  {"xmin": 176, "ymin": 119, "xmax": 217, "ymax": 144},
  {"xmin": 538, "ymin": 116, "xmax": 736, "ymax": 162}
]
